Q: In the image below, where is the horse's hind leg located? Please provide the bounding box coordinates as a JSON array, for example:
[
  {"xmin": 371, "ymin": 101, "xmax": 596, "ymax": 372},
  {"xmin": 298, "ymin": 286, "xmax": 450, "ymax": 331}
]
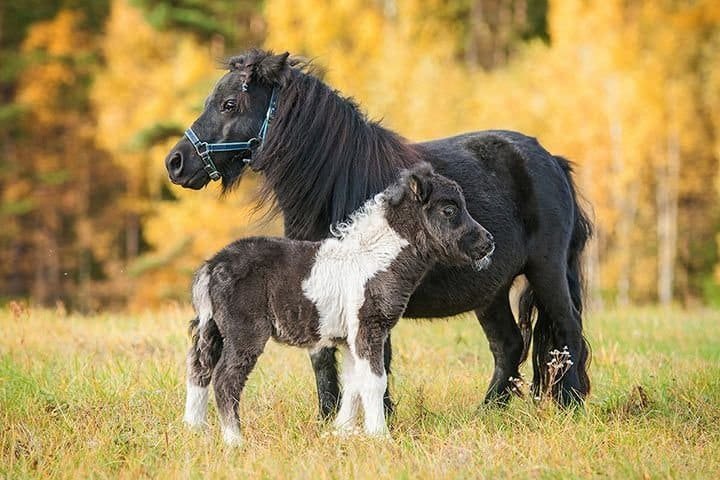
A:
[
  {"xmin": 184, "ymin": 316, "xmax": 222, "ymax": 428},
  {"xmin": 476, "ymin": 287, "xmax": 524, "ymax": 405},
  {"xmin": 525, "ymin": 263, "xmax": 586, "ymax": 406}
]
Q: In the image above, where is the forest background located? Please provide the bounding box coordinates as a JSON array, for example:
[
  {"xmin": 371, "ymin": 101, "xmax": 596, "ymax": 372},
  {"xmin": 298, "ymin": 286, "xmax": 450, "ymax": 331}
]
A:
[{"xmin": 1, "ymin": 0, "xmax": 719, "ymax": 312}]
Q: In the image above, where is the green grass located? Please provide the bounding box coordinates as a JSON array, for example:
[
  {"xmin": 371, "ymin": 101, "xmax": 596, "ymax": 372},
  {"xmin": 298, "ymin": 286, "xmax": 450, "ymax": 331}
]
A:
[{"xmin": 2, "ymin": 306, "xmax": 719, "ymax": 479}]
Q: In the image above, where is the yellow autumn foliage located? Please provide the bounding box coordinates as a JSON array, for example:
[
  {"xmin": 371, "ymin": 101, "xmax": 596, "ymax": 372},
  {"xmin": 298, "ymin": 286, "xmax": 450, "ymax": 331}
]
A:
[{"xmin": 3, "ymin": 0, "xmax": 719, "ymax": 308}]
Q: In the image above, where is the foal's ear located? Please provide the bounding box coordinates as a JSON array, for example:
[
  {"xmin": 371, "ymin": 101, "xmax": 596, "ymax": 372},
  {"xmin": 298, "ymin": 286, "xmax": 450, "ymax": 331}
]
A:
[
  {"xmin": 406, "ymin": 165, "xmax": 434, "ymax": 204},
  {"xmin": 256, "ymin": 51, "xmax": 290, "ymax": 85}
]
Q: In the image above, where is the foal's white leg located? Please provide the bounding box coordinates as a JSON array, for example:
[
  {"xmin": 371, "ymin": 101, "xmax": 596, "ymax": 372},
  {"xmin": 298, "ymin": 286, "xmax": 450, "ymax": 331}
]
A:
[
  {"xmin": 356, "ymin": 359, "xmax": 389, "ymax": 436},
  {"xmin": 220, "ymin": 416, "xmax": 242, "ymax": 446},
  {"xmin": 184, "ymin": 380, "xmax": 209, "ymax": 428},
  {"xmin": 184, "ymin": 385, "xmax": 208, "ymax": 428},
  {"xmin": 333, "ymin": 347, "xmax": 360, "ymax": 434}
]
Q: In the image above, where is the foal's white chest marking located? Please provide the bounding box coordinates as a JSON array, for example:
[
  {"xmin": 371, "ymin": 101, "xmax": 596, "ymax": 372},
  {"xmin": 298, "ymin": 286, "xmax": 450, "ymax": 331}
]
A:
[{"xmin": 302, "ymin": 199, "xmax": 408, "ymax": 346}]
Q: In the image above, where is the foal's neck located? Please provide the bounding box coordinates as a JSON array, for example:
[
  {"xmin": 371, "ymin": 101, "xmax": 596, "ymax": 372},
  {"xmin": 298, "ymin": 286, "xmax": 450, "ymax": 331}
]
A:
[
  {"xmin": 325, "ymin": 196, "xmax": 432, "ymax": 286},
  {"xmin": 327, "ymin": 196, "xmax": 407, "ymax": 255}
]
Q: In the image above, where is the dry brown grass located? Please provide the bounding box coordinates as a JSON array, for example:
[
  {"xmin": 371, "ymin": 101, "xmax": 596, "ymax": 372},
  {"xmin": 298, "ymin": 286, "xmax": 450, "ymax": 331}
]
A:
[{"xmin": 2, "ymin": 306, "xmax": 719, "ymax": 478}]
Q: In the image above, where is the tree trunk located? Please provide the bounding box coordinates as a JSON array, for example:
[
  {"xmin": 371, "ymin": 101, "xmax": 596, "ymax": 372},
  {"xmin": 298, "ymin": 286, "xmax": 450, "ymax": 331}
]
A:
[
  {"xmin": 656, "ymin": 124, "xmax": 680, "ymax": 305},
  {"xmin": 606, "ymin": 77, "xmax": 638, "ymax": 305},
  {"xmin": 77, "ymin": 153, "xmax": 92, "ymax": 312},
  {"xmin": 579, "ymin": 157, "xmax": 602, "ymax": 310}
]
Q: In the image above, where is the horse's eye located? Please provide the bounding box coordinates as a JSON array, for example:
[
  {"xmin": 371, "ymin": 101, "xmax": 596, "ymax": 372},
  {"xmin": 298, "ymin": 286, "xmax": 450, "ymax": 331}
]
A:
[
  {"xmin": 442, "ymin": 205, "xmax": 458, "ymax": 218},
  {"xmin": 222, "ymin": 99, "xmax": 237, "ymax": 112}
]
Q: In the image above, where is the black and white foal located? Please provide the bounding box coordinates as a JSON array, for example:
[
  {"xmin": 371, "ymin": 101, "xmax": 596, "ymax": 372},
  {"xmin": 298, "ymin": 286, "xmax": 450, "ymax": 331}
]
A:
[{"xmin": 183, "ymin": 164, "xmax": 494, "ymax": 445}]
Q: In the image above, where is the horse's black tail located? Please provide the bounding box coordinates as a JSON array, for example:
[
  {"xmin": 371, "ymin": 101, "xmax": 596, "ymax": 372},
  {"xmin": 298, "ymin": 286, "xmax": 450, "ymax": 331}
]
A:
[
  {"xmin": 519, "ymin": 156, "xmax": 593, "ymax": 398},
  {"xmin": 517, "ymin": 283, "xmax": 534, "ymax": 366}
]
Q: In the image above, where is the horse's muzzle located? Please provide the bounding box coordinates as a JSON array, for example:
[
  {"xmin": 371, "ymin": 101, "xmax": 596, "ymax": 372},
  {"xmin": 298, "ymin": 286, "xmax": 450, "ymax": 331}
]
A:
[{"xmin": 166, "ymin": 141, "xmax": 212, "ymax": 189}]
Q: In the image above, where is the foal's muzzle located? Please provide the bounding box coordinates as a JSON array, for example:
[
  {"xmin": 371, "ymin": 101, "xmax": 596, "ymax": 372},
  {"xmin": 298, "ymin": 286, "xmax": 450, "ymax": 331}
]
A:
[
  {"xmin": 472, "ymin": 241, "xmax": 495, "ymax": 271},
  {"xmin": 463, "ymin": 225, "xmax": 495, "ymax": 271}
]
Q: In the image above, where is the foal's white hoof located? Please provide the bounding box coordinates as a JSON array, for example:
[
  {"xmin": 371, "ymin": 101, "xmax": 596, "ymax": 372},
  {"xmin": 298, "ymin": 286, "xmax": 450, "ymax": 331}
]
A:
[
  {"xmin": 222, "ymin": 426, "xmax": 243, "ymax": 447},
  {"xmin": 328, "ymin": 425, "xmax": 363, "ymax": 438},
  {"xmin": 366, "ymin": 429, "xmax": 392, "ymax": 441},
  {"xmin": 183, "ymin": 416, "xmax": 208, "ymax": 431}
]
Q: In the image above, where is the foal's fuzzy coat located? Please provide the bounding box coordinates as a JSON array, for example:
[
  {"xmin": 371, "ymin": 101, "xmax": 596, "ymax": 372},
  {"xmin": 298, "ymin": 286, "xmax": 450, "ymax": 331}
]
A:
[{"xmin": 183, "ymin": 164, "xmax": 494, "ymax": 444}]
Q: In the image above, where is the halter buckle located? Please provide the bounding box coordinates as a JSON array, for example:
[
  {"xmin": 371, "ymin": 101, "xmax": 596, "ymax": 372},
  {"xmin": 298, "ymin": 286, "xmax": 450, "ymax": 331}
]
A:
[
  {"xmin": 204, "ymin": 164, "xmax": 221, "ymax": 181},
  {"xmin": 196, "ymin": 141, "xmax": 210, "ymax": 158}
]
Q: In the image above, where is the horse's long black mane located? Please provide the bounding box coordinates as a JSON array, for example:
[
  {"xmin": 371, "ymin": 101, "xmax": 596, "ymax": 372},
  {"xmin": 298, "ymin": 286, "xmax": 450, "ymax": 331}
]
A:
[{"xmin": 234, "ymin": 53, "xmax": 420, "ymax": 239}]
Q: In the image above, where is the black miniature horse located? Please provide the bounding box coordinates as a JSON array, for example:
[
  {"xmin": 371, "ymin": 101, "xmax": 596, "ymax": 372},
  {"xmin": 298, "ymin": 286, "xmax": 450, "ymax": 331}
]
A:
[
  {"xmin": 184, "ymin": 164, "xmax": 495, "ymax": 445},
  {"xmin": 165, "ymin": 49, "xmax": 593, "ymax": 413}
]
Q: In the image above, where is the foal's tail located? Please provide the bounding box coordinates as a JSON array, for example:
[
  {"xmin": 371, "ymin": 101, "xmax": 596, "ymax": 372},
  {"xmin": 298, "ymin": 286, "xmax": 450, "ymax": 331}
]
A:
[
  {"xmin": 518, "ymin": 156, "xmax": 593, "ymax": 397},
  {"xmin": 187, "ymin": 264, "xmax": 223, "ymax": 387}
]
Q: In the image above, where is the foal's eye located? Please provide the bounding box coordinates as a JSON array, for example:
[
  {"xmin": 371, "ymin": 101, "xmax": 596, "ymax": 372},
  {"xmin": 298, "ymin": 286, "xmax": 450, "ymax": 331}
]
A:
[
  {"xmin": 441, "ymin": 205, "xmax": 458, "ymax": 218},
  {"xmin": 221, "ymin": 99, "xmax": 237, "ymax": 111}
]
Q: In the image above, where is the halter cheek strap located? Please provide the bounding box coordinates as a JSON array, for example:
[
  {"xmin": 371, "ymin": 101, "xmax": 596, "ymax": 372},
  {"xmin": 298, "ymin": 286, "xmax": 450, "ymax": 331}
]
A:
[{"xmin": 184, "ymin": 87, "xmax": 279, "ymax": 181}]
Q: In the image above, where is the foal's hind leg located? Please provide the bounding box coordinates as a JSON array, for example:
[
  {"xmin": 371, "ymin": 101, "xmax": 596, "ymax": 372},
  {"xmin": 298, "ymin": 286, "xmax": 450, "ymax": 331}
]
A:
[
  {"xmin": 213, "ymin": 341, "xmax": 266, "ymax": 446},
  {"xmin": 525, "ymin": 265, "xmax": 586, "ymax": 406},
  {"xmin": 476, "ymin": 288, "xmax": 524, "ymax": 406},
  {"xmin": 184, "ymin": 317, "xmax": 222, "ymax": 428}
]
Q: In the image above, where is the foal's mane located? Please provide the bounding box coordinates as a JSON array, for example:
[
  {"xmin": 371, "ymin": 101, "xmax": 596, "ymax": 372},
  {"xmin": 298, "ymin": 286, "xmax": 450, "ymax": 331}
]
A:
[
  {"xmin": 328, "ymin": 193, "xmax": 387, "ymax": 241},
  {"xmin": 226, "ymin": 49, "xmax": 420, "ymax": 240}
]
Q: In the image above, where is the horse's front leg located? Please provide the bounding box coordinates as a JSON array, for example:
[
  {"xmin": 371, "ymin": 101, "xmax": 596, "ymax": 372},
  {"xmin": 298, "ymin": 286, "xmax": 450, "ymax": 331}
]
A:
[{"xmin": 310, "ymin": 346, "xmax": 341, "ymax": 419}]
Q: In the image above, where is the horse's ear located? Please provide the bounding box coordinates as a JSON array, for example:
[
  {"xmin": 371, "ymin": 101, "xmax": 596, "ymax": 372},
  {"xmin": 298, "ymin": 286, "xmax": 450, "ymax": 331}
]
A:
[
  {"xmin": 405, "ymin": 163, "xmax": 434, "ymax": 204},
  {"xmin": 256, "ymin": 51, "xmax": 290, "ymax": 84}
]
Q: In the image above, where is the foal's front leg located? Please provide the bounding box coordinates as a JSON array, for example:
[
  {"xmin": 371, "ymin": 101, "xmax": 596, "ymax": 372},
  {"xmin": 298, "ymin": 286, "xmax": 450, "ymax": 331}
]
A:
[
  {"xmin": 333, "ymin": 346, "xmax": 360, "ymax": 434},
  {"xmin": 357, "ymin": 355, "xmax": 389, "ymax": 436},
  {"xmin": 353, "ymin": 333, "xmax": 390, "ymax": 437},
  {"xmin": 334, "ymin": 344, "xmax": 388, "ymax": 437}
]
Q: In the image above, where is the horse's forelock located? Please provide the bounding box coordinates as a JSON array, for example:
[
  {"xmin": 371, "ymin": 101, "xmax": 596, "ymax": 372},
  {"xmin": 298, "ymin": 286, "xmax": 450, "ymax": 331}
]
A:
[{"xmin": 223, "ymin": 49, "xmax": 297, "ymax": 87}]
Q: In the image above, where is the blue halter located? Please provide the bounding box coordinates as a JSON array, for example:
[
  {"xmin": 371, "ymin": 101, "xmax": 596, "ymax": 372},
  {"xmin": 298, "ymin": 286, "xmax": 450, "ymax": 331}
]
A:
[{"xmin": 184, "ymin": 88, "xmax": 279, "ymax": 181}]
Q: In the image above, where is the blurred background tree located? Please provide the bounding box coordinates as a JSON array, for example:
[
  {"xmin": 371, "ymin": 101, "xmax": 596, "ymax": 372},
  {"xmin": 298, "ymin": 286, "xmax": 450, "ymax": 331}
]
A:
[{"xmin": 1, "ymin": 0, "xmax": 718, "ymax": 311}]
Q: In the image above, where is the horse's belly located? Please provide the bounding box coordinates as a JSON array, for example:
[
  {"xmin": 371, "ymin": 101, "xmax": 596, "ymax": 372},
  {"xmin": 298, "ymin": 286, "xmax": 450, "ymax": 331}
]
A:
[{"xmin": 404, "ymin": 265, "xmax": 505, "ymax": 318}]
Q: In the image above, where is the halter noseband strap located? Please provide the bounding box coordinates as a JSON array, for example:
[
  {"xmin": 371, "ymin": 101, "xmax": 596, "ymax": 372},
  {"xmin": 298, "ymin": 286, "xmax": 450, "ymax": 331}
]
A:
[{"xmin": 184, "ymin": 87, "xmax": 279, "ymax": 181}]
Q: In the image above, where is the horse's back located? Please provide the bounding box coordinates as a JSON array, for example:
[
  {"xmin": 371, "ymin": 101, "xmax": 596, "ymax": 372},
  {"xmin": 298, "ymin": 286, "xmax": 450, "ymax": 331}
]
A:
[
  {"xmin": 403, "ymin": 130, "xmax": 577, "ymax": 318},
  {"xmin": 416, "ymin": 129, "xmax": 568, "ymax": 184},
  {"xmin": 415, "ymin": 129, "xmax": 575, "ymax": 236}
]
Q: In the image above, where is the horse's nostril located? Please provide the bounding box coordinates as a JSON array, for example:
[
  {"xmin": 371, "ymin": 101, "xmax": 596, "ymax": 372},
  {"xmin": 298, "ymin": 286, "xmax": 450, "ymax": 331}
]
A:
[{"xmin": 167, "ymin": 151, "xmax": 183, "ymax": 176}]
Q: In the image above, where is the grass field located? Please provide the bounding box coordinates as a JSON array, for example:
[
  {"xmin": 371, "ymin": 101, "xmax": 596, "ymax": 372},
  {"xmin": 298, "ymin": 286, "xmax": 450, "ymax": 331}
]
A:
[{"xmin": 2, "ymin": 306, "xmax": 719, "ymax": 479}]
